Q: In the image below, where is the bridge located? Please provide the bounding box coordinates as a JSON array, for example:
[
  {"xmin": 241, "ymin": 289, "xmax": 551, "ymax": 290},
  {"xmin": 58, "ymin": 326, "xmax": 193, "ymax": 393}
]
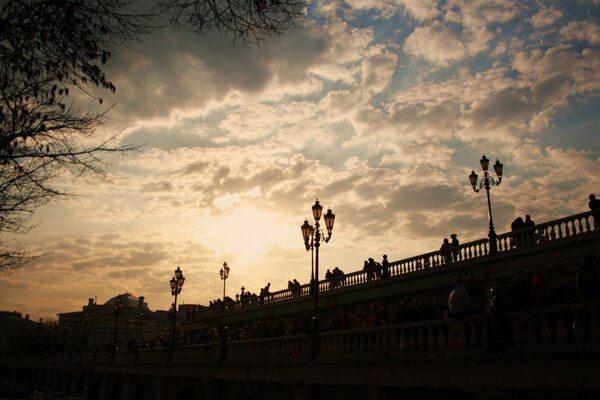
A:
[{"xmin": 1, "ymin": 211, "xmax": 600, "ymax": 400}]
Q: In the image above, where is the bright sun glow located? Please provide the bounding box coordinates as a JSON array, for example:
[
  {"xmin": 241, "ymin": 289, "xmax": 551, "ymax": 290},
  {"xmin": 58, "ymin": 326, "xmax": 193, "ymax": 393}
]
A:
[{"xmin": 204, "ymin": 206, "xmax": 295, "ymax": 261}]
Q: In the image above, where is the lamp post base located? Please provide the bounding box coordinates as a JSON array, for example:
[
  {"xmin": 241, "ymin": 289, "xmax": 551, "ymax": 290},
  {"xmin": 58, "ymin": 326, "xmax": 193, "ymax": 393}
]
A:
[{"xmin": 308, "ymin": 317, "xmax": 320, "ymax": 360}]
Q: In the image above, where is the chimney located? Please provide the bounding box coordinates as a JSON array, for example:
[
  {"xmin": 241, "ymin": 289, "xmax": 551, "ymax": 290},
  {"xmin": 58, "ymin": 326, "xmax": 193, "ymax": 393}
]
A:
[
  {"xmin": 25, "ymin": 314, "xmax": 30, "ymax": 321},
  {"xmin": 138, "ymin": 296, "xmax": 145, "ymax": 310},
  {"xmin": 88, "ymin": 298, "xmax": 94, "ymax": 307}
]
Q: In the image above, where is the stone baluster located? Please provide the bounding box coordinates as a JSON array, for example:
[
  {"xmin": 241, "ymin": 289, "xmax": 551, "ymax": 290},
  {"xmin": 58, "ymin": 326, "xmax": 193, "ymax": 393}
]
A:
[
  {"xmin": 590, "ymin": 307, "xmax": 600, "ymax": 342},
  {"xmin": 526, "ymin": 315, "xmax": 537, "ymax": 346},
  {"xmin": 470, "ymin": 321, "xmax": 480, "ymax": 349},
  {"xmin": 352, "ymin": 333, "xmax": 360, "ymax": 353},
  {"xmin": 437, "ymin": 325, "xmax": 447, "ymax": 351},
  {"xmin": 555, "ymin": 312, "xmax": 568, "ymax": 344},
  {"xmin": 572, "ymin": 311, "xmax": 585, "ymax": 343},
  {"xmin": 427, "ymin": 327, "xmax": 436, "ymax": 351},
  {"xmin": 374, "ymin": 331, "xmax": 381, "ymax": 352},
  {"xmin": 417, "ymin": 328, "xmax": 425, "ymax": 351},
  {"xmin": 408, "ymin": 328, "xmax": 417, "ymax": 351},
  {"xmin": 359, "ymin": 332, "xmax": 367, "ymax": 353},
  {"xmin": 381, "ymin": 331, "xmax": 390, "ymax": 352},
  {"xmin": 399, "ymin": 330, "xmax": 408, "ymax": 351},
  {"xmin": 447, "ymin": 323, "xmax": 457, "ymax": 349},
  {"xmin": 481, "ymin": 320, "xmax": 490, "ymax": 350},
  {"xmin": 541, "ymin": 313, "xmax": 552, "ymax": 344}
]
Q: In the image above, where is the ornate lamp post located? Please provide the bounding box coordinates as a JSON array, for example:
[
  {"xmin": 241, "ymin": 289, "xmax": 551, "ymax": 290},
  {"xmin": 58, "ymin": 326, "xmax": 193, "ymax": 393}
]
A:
[
  {"xmin": 301, "ymin": 199, "xmax": 335, "ymax": 359},
  {"xmin": 469, "ymin": 155, "xmax": 504, "ymax": 256},
  {"xmin": 169, "ymin": 266, "xmax": 185, "ymax": 344},
  {"xmin": 220, "ymin": 262, "xmax": 230, "ymax": 313},
  {"xmin": 113, "ymin": 297, "xmax": 123, "ymax": 350}
]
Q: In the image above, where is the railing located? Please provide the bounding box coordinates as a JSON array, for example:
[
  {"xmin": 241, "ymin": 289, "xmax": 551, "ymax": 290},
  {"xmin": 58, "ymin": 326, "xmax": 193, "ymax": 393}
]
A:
[
  {"xmin": 507, "ymin": 300, "xmax": 600, "ymax": 352},
  {"xmin": 496, "ymin": 211, "xmax": 598, "ymax": 253},
  {"xmin": 196, "ymin": 211, "xmax": 598, "ymax": 317},
  {"xmin": 7, "ymin": 301, "xmax": 600, "ymax": 367}
]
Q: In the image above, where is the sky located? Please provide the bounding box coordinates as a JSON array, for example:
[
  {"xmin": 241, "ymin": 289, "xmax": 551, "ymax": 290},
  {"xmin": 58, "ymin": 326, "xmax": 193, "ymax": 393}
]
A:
[{"xmin": 1, "ymin": 0, "xmax": 600, "ymax": 321}]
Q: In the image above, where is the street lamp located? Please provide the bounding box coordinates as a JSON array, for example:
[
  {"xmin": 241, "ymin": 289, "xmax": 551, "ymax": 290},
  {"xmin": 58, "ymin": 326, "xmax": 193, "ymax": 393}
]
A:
[
  {"xmin": 169, "ymin": 266, "xmax": 185, "ymax": 344},
  {"xmin": 469, "ymin": 154, "xmax": 504, "ymax": 255},
  {"xmin": 113, "ymin": 297, "xmax": 123, "ymax": 350},
  {"xmin": 135, "ymin": 312, "xmax": 146, "ymax": 342},
  {"xmin": 301, "ymin": 199, "xmax": 335, "ymax": 359},
  {"xmin": 220, "ymin": 262, "xmax": 230, "ymax": 313}
]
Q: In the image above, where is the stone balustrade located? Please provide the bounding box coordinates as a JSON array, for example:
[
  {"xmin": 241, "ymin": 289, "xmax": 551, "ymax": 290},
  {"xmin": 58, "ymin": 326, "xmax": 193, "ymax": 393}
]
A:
[
  {"xmin": 206, "ymin": 211, "xmax": 598, "ymax": 315},
  {"xmin": 7, "ymin": 301, "xmax": 600, "ymax": 368},
  {"xmin": 507, "ymin": 300, "xmax": 600, "ymax": 352}
]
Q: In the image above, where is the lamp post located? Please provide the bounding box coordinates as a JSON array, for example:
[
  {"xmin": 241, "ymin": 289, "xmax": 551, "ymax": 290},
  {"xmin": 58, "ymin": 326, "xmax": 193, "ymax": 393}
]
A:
[
  {"xmin": 301, "ymin": 199, "xmax": 335, "ymax": 359},
  {"xmin": 113, "ymin": 297, "xmax": 123, "ymax": 350},
  {"xmin": 135, "ymin": 312, "xmax": 146, "ymax": 342},
  {"xmin": 169, "ymin": 266, "xmax": 185, "ymax": 344},
  {"xmin": 469, "ymin": 155, "xmax": 504, "ymax": 256},
  {"xmin": 220, "ymin": 262, "xmax": 230, "ymax": 313}
]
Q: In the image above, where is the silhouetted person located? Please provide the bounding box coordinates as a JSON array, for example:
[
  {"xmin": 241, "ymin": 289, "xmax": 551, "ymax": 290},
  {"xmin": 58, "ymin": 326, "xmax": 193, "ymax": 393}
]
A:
[
  {"xmin": 523, "ymin": 214, "xmax": 535, "ymax": 245},
  {"xmin": 440, "ymin": 238, "xmax": 451, "ymax": 264},
  {"xmin": 590, "ymin": 194, "xmax": 600, "ymax": 229},
  {"xmin": 576, "ymin": 255, "xmax": 600, "ymax": 301},
  {"xmin": 489, "ymin": 285, "xmax": 510, "ymax": 351},
  {"xmin": 394, "ymin": 299, "xmax": 414, "ymax": 324},
  {"xmin": 381, "ymin": 254, "xmax": 390, "ymax": 279},
  {"xmin": 531, "ymin": 266, "xmax": 549, "ymax": 307},
  {"xmin": 415, "ymin": 298, "xmax": 435, "ymax": 321},
  {"xmin": 332, "ymin": 267, "xmax": 345, "ymax": 288},
  {"xmin": 448, "ymin": 276, "xmax": 475, "ymax": 318},
  {"xmin": 450, "ymin": 234, "xmax": 460, "ymax": 262},
  {"xmin": 325, "ymin": 269, "xmax": 333, "ymax": 289},
  {"xmin": 509, "ymin": 270, "xmax": 531, "ymax": 310},
  {"xmin": 292, "ymin": 279, "xmax": 301, "ymax": 297},
  {"xmin": 363, "ymin": 260, "xmax": 373, "ymax": 281},
  {"xmin": 432, "ymin": 295, "xmax": 450, "ymax": 319},
  {"xmin": 511, "ymin": 216, "xmax": 525, "ymax": 248},
  {"xmin": 368, "ymin": 257, "xmax": 381, "ymax": 279}
]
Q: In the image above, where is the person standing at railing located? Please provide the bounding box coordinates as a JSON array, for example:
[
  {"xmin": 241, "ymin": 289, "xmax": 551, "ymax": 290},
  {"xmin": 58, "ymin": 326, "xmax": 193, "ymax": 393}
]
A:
[
  {"xmin": 448, "ymin": 276, "xmax": 476, "ymax": 318},
  {"xmin": 511, "ymin": 216, "xmax": 525, "ymax": 248},
  {"xmin": 450, "ymin": 234, "xmax": 460, "ymax": 262},
  {"xmin": 531, "ymin": 266, "xmax": 549, "ymax": 307},
  {"xmin": 509, "ymin": 270, "xmax": 531, "ymax": 311},
  {"xmin": 524, "ymin": 215, "xmax": 536, "ymax": 245},
  {"xmin": 576, "ymin": 255, "xmax": 600, "ymax": 302},
  {"xmin": 589, "ymin": 194, "xmax": 600, "ymax": 229},
  {"xmin": 440, "ymin": 238, "xmax": 452, "ymax": 264},
  {"xmin": 381, "ymin": 254, "xmax": 390, "ymax": 279}
]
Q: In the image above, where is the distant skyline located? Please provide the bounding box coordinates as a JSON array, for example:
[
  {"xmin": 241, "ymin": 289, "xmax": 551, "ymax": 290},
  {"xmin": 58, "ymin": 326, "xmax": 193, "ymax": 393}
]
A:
[{"xmin": 1, "ymin": 0, "xmax": 599, "ymax": 320}]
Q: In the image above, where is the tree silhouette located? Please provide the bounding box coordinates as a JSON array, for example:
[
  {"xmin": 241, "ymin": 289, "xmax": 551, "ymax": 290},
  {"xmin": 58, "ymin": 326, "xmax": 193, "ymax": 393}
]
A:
[{"xmin": 0, "ymin": 0, "xmax": 307, "ymax": 274}]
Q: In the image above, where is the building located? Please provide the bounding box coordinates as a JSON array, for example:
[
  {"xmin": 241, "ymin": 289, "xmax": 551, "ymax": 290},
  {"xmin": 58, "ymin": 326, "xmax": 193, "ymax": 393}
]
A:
[{"xmin": 57, "ymin": 293, "xmax": 171, "ymax": 351}]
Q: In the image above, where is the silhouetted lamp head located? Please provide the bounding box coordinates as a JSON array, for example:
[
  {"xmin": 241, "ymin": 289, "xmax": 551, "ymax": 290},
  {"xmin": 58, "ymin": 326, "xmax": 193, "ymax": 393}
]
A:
[
  {"xmin": 301, "ymin": 219, "xmax": 313, "ymax": 246},
  {"xmin": 175, "ymin": 266, "xmax": 185, "ymax": 287},
  {"xmin": 324, "ymin": 207, "xmax": 335, "ymax": 232},
  {"xmin": 312, "ymin": 199, "xmax": 323, "ymax": 221},
  {"xmin": 480, "ymin": 154, "xmax": 490, "ymax": 171},
  {"xmin": 170, "ymin": 276, "xmax": 177, "ymax": 291},
  {"xmin": 221, "ymin": 262, "xmax": 230, "ymax": 279},
  {"xmin": 469, "ymin": 170, "xmax": 478, "ymax": 189},
  {"xmin": 493, "ymin": 159, "xmax": 503, "ymax": 180}
]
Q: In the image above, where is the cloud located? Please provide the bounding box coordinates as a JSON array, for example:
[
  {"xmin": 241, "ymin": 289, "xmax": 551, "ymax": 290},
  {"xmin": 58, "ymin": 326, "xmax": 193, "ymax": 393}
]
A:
[
  {"xmin": 560, "ymin": 21, "xmax": 600, "ymax": 45},
  {"xmin": 404, "ymin": 25, "xmax": 466, "ymax": 65},
  {"xmin": 531, "ymin": 7, "xmax": 563, "ymax": 29}
]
